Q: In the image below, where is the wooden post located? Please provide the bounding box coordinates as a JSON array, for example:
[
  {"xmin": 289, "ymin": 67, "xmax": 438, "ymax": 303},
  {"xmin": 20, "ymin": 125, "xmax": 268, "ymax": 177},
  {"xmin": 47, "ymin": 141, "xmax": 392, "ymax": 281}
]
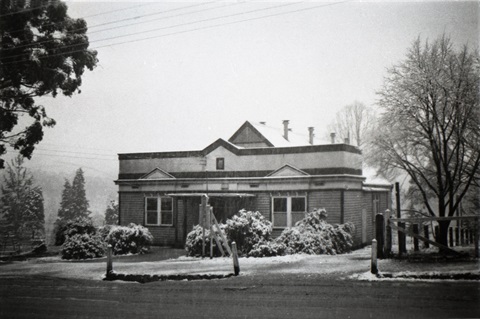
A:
[
  {"xmin": 395, "ymin": 182, "xmax": 406, "ymax": 255},
  {"xmin": 448, "ymin": 227, "xmax": 453, "ymax": 247},
  {"xmin": 385, "ymin": 217, "xmax": 392, "ymax": 257},
  {"xmin": 375, "ymin": 214, "xmax": 384, "ymax": 259},
  {"xmin": 106, "ymin": 244, "xmax": 113, "ymax": 276},
  {"xmin": 475, "ymin": 217, "xmax": 479, "ymax": 258},
  {"xmin": 371, "ymin": 239, "xmax": 378, "ymax": 275},
  {"xmin": 232, "ymin": 242, "xmax": 240, "ymax": 276},
  {"xmin": 455, "ymin": 227, "xmax": 459, "ymax": 246},
  {"xmin": 201, "ymin": 195, "xmax": 208, "ymax": 258},
  {"xmin": 413, "ymin": 224, "xmax": 419, "ymax": 251},
  {"xmin": 424, "ymin": 225, "xmax": 430, "ymax": 249},
  {"xmin": 461, "ymin": 228, "xmax": 465, "ymax": 246}
]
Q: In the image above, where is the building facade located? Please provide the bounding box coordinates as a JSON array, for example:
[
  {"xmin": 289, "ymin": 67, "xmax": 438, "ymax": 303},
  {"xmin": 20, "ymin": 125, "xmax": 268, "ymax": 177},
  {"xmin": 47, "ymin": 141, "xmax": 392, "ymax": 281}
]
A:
[{"xmin": 116, "ymin": 121, "xmax": 391, "ymax": 247}]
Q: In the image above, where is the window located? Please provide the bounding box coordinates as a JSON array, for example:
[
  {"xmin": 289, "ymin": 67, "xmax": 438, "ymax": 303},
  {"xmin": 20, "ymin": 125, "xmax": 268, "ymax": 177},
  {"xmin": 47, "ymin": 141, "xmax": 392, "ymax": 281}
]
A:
[
  {"xmin": 372, "ymin": 193, "xmax": 380, "ymax": 215},
  {"xmin": 216, "ymin": 157, "xmax": 225, "ymax": 170},
  {"xmin": 145, "ymin": 197, "xmax": 173, "ymax": 226},
  {"xmin": 272, "ymin": 196, "xmax": 306, "ymax": 228}
]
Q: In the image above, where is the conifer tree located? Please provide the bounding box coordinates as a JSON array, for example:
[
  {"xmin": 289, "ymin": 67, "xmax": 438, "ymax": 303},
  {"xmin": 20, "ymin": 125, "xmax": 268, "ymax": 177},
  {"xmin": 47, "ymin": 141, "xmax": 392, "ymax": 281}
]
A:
[
  {"xmin": 1, "ymin": 156, "xmax": 45, "ymax": 239},
  {"xmin": 57, "ymin": 179, "xmax": 73, "ymax": 220}
]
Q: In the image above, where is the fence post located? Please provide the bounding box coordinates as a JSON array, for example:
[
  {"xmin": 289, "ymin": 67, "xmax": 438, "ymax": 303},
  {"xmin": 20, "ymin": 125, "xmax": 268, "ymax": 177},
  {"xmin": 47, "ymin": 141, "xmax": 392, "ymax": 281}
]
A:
[
  {"xmin": 106, "ymin": 244, "xmax": 113, "ymax": 276},
  {"xmin": 455, "ymin": 227, "xmax": 459, "ymax": 246},
  {"xmin": 232, "ymin": 242, "xmax": 240, "ymax": 276},
  {"xmin": 448, "ymin": 227, "xmax": 453, "ymax": 247},
  {"xmin": 413, "ymin": 224, "xmax": 419, "ymax": 252},
  {"xmin": 371, "ymin": 239, "xmax": 378, "ymax": 274},
  {"xmin": 385, "ymin": 216, "xmax": 392, "ymax": 257},
  {"xmin": 475, "ymin": 217, "xmax": 479, "ymax": 258},
  {"xmin": 375, "ymin": 214, "xmax": 385, "ymax": 259},
  {"xmin": 395, "ymin": 182, "xmax": 406, "ymax": 255},
  {"xmin": 424, "ymin": 225, "xmax": 430, "ymax": 249}
]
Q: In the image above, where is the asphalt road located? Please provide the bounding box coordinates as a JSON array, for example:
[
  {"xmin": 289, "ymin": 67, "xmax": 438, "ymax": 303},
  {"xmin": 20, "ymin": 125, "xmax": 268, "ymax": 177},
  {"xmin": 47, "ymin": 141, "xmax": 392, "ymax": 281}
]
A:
[{"xmin": 1, "ymin": 273, "xmax": 479, "ymax": 319}]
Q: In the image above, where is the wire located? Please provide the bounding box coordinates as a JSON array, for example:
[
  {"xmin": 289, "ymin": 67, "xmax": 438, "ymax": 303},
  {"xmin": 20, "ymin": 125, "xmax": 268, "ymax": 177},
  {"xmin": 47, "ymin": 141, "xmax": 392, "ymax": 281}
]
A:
[
  {"xmin": 33, "ymin": 147, "xmax": 116, "ymax": 158},
  {"xmin": 1, "ymin": 1, "xmax": 350, "ymax": 66},
  {"xmin": 9, "ymin": 149, "xmax": 117, "ymax": 161},
  {"xmin": 82, "ymin": 2, "xmax": 157, "ymax": 19},
  {"xmin": 3, "ymin": 1, "xmax": 218, "ymax": 46},
  {"xmin": 0, "ymin": 2, "xmax": 50, "ymax": 18}
]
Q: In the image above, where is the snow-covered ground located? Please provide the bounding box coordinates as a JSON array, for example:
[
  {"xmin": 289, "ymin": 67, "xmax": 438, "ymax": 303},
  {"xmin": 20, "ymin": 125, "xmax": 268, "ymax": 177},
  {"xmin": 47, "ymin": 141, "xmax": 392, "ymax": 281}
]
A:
[{"xmin": 0, "ymin": 246, "xmax": 478, "ymax": 282}]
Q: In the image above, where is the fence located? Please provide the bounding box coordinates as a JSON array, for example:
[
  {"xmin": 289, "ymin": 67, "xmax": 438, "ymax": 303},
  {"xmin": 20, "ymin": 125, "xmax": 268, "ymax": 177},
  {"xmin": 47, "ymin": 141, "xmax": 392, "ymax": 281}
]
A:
[{"xmin": 374, "ymin": 212, "xmax": 480, "ymax": 258}]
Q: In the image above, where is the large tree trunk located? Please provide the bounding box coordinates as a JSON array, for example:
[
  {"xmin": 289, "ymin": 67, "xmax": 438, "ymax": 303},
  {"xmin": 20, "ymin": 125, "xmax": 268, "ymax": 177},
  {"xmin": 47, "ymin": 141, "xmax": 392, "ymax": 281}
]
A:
[{"xmin": 437, "ymin": 220, "xmax": 451, "ymax": 252}]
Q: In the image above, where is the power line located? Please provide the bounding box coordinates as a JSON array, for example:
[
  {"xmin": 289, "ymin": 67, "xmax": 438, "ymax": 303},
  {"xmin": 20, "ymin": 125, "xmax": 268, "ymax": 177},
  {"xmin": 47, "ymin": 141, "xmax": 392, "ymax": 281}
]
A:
[
  {"xmin": 1, "ymin": 1, "xmax": 350, "ymax": 66},
  {"xmin": 82, "ymin": 2, "xmax": 157, "ymax": 19},
  {"xmin": 1, "ymin": 1, "xmax": 221, "ymax": 52},
  {"xmin": 0, "ymin": 2, "xmax": 50, "ymax": 18},
  {"xmin": 33, "ymin": 147, "xmax": 116, "ymax": 158},
  {"xmin": 10, "ymin": 149, "xmax": 117, "ymax": 161}
]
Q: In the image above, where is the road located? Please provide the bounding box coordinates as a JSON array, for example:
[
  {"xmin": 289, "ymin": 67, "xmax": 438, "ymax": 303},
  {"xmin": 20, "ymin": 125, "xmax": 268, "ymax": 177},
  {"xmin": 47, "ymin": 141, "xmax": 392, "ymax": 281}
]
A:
[{"xmin": 1, "ymin": 273, "xmax": 479, "ymax": 318}]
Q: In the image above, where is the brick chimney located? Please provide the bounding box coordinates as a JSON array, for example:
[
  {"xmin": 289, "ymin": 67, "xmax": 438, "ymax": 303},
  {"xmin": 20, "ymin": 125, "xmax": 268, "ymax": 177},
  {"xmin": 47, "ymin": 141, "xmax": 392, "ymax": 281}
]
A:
[
  {"xmin": 308, "ymin": 127, "xmax": 314, "ymax": 145},
  {"xmin": 330, "ymin": 132, "xmax": 336, "ymax": 144},
  {"xmin": 283, "ymin": 120, "xmax": 289, "ymax": 141}
]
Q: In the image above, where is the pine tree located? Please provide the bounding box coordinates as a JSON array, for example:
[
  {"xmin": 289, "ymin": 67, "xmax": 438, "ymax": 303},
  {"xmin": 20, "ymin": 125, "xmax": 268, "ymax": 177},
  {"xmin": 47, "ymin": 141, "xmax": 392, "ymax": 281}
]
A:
[
  {"xmin": 57, "ymin": 179, "xmax": 73, "ymax": 220},
  {"xmin": 57, "ymin": 168, "xmax": 90, "ymax": 222},
  {"xmin": 71, "ymin": 168, "xmax": 90, "ymax": 218},
  {"xmin": 1, "ymin": 156, "xmax": 45, "ymax": 240}
]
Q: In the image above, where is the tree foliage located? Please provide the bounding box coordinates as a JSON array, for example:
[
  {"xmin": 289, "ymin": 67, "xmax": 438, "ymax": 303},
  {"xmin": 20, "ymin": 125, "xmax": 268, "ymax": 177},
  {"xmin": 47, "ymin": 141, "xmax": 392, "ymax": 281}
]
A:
[
  {"xmin": 326, "ymin": 101, "xmax": 377, "ymax": 149},
  {"xmin": 104, "ymin": 200, "xmax": 118, "ymax": 225},
  {"xmin": 372, "ymin": 35, "xmax": 480, "ymax": 246},
  {"xmin": 0, "ymin": 0, "xmax": 98, "ymax": 168},
  {"xmin": 0, "ymin": 155, "xmax": 45, "ymax": 239},
  {"xmin": 57, "ymin": 168, "xmax": 90, "ymax": 221}
]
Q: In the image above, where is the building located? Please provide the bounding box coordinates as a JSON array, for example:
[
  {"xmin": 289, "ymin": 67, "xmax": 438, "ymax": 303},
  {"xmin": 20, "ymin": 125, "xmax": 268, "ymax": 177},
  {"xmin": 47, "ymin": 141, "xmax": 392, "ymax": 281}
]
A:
[{"xmin": 115, "ymin": 120, "xmax": 391, "ymax": 247}]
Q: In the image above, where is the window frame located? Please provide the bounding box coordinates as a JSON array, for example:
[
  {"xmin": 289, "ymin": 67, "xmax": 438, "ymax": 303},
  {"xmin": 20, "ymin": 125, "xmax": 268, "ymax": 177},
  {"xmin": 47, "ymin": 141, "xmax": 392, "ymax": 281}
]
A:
[
  {"xmin": 144, "ymin": 196, "xmax": 174, "ymax": 226},
  {"xmin": 216, "ymin": 157, "xmax": 225, "ymax": 170},
  {"xmin": 272, "ymin": 196, "xmax": 307, "ymax": 229}
]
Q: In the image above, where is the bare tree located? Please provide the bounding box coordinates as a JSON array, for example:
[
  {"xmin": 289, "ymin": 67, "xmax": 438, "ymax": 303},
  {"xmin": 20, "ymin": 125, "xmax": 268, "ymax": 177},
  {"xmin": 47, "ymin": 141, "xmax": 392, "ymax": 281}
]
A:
[
  {"xmin": 326, "ymin": 101, "xmax": 377, "ymax": 148},
  {"xmin": 372, "ymin": 35, "xmax": 480, "ymax": 247}
]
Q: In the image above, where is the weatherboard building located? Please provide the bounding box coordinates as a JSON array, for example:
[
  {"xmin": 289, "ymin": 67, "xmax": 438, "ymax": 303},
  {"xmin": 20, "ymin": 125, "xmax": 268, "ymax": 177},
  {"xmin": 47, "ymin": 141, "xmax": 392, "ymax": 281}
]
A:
[{"xmin": 115, "ymin": 121, "xmax": 391, "ymax": 247}]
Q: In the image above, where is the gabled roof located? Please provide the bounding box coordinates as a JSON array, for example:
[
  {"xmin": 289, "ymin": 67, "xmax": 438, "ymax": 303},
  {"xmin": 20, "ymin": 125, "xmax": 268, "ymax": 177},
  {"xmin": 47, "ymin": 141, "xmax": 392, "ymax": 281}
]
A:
[
  {"xmin": 139, "ymin": 168, "xmax": 175, "ymax": 180},
  {"xmin": 266, "ymin": 164, "xmax": 310, "ymax": 177},
  {"xmin": 229, "ymin": 121, "xmax": 328, "ymax": 147}
]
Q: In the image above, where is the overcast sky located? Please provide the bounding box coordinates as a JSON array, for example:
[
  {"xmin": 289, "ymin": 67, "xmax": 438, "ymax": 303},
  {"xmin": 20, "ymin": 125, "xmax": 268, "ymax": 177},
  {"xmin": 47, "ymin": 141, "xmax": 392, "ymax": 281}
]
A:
[{"xmin": 10, "ymin": 0, "xmax": 479, "ymax": 177}]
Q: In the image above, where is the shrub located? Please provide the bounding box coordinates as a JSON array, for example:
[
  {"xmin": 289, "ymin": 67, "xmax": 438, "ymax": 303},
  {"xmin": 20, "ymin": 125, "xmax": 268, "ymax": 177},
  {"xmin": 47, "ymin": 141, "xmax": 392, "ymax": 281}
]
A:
[
  {"xmin": 248, "ymin": 240, "xmax": 286, "ymax": 257},
  {"xmin": 54, "ymin": 217, "xmax": 96, "ymax": 246},
  {"xmin": 61, "ymin": 233, "xmax": 105, "ymax": 260},
  {"xmin": 276, "ymin": 208, "xmax": 355, "ymax": 255},
  {"xmin": 105, "ymin": 223, "xmax": 153, "ymax": 255},
  {"xmin": 185, "ymin": 224, "xmax": 227, "ymax": 257},
  {"xmin": 224, "ymin": 210, "xmax": 272, "ymax": 256}
]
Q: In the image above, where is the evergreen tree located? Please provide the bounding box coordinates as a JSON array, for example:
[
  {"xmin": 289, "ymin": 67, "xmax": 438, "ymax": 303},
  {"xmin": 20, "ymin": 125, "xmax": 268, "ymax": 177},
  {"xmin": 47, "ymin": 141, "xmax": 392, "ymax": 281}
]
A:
[
  {"xmin": 1, "ymin": 156, "xmax": 45, "ymax": 239},
  {"xmin": 57, "ymin": 179, "xmax": 73, "ymax": 220},
  {"xmin": 104, "ymin": 200, "xmax": 119, "ymax": 225},
  {"xmin": 71, "ymin": 168, "xmax": 90, "ymax": 218},
  {"xmin": 57, "ymin": 168, "xmax": 90, "ymax": 222}
]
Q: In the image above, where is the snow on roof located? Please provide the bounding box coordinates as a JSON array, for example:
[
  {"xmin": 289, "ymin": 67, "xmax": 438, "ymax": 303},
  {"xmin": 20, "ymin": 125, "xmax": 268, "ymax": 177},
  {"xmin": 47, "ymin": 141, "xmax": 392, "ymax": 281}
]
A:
[
  {"xmin": 250, "ymin": 121, "xmax": 330, "ymax": 147},
  {"xmin": 363, "ymin": 166, "xmax": 391, "ymax": 186}
]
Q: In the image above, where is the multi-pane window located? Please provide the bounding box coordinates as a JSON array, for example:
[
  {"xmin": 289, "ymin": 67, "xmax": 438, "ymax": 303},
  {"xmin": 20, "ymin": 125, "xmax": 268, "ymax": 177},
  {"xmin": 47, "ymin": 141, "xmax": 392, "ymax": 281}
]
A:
[
  {"xmin": 272, "ymin": 196, "xmax": 306, "ymax": 228},
  {"xmin": 145, "ymin": 197, "xmax": 173, "ymax": 226}
]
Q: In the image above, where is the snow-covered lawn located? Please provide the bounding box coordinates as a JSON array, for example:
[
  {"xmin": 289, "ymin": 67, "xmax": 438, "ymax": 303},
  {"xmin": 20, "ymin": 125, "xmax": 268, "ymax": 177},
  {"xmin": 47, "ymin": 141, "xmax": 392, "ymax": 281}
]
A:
[{"xmin": 0, "ymin": 246, "xmax": 478, "ymax": 282}]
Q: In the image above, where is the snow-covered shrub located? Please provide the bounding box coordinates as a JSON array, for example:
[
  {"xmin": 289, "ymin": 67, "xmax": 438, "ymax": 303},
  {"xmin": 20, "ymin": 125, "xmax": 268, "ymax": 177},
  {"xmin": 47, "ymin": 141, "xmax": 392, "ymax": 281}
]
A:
[
  {"xmin": 105, "ymin": 223, "xmax": 153, "ymax": 255},
  {"xmin": 248, "ymin": 240, "xmax": 286, "ymax": 257},
  {"xmin": 61, "ymin": 233, "xmax": 105, "ymax": 260},
  {"xmin": 185, "ymin": 224, "xmax": 227, "ymax": 257},
  {"xmin": 54, "ymin": 217, "xmax": 96, "ymax": 246},
  {"xmin": 224, "ymin": 210, "xmax": 272, "ymax": 256},
  {"xmin": 276, "ymin": 208, "xmax": 355, "ymax": 255}
]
